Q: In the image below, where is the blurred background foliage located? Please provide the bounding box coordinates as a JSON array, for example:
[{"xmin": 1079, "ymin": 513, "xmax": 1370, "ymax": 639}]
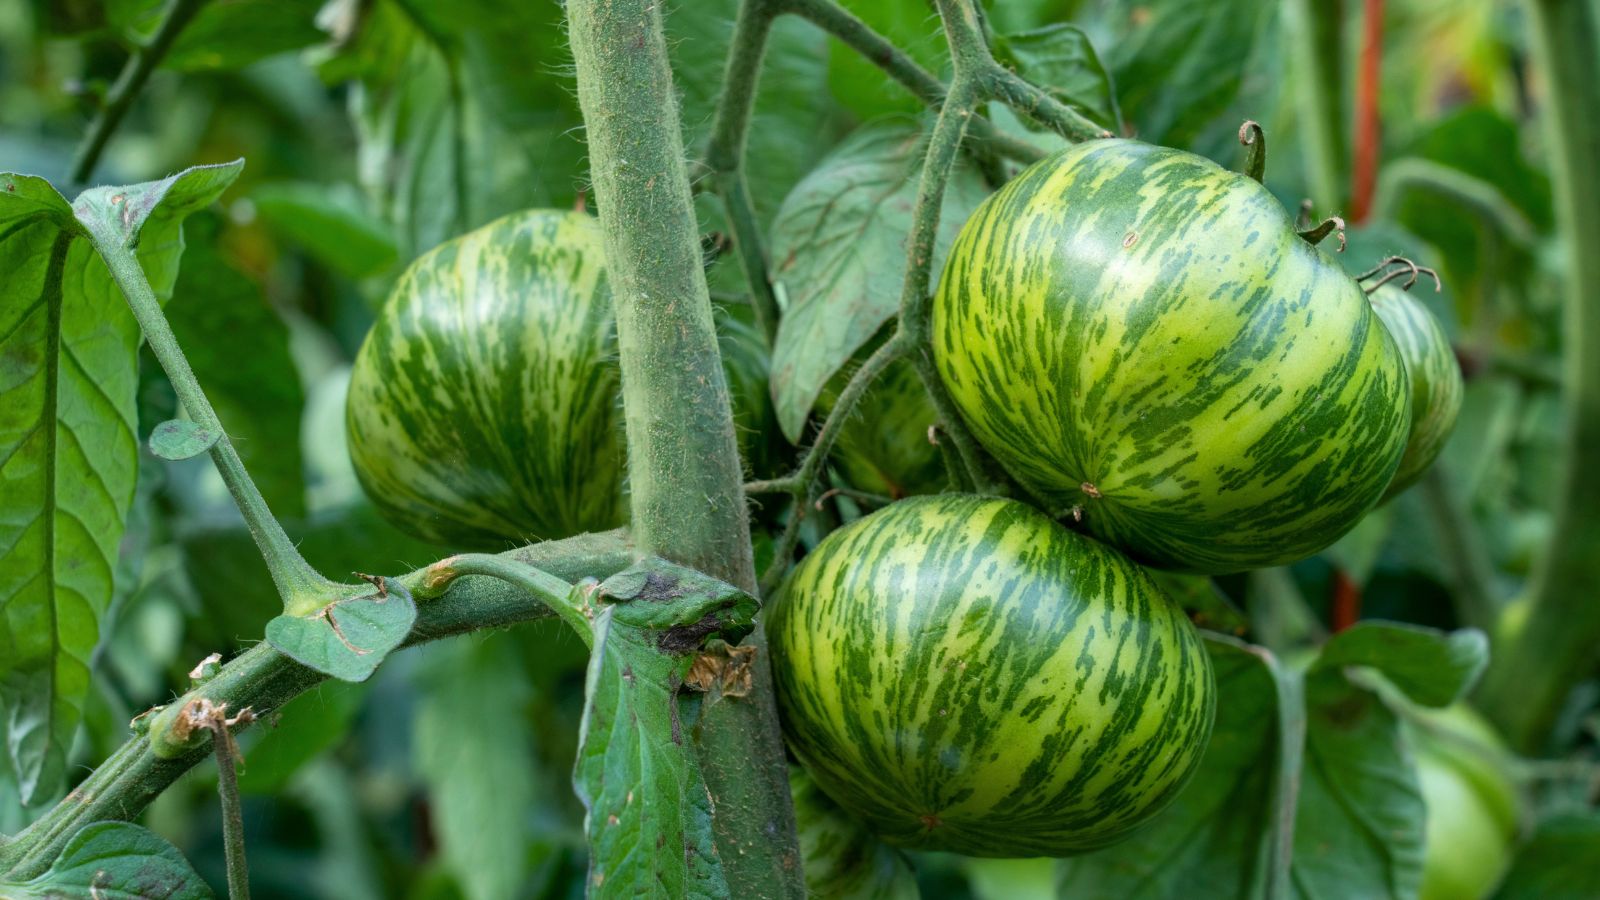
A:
[{"xmin": 0, "ymin": 0, "xmax": 1593, "ymax": 896}]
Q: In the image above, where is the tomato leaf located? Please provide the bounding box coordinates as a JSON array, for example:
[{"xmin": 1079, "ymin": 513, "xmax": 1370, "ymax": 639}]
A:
[
  {"xmin": 573, "ymin": 559, "xmax": 758, "ymax": 897},
  {"xmin": 1492, "ymin": 813, "xmax": 1600, "ymax": 900},
  {"xmin": 768, "ymin": 121, "xmax": 989, "ymax": 441},
  {"xmin": 250, "ymin": 182, "xmax": 398, "ymax": 279},
  {"xmin": 0, "ymin": 821, "xmax": 213, "ymax": 899},
  {"xmin": 0, "ymin": 162, "xmax": 238, "ymax": 804},
  {"xmin": 1103, "ymin": 0, "xmax": 1277, "ymax": 151},
  {"xmin": 1311, "ymin": 621, "xmax": 1489, "ymax": 708},
  {"xmin": 414, "ymin": 635, "xmax": 546, "ymax": 900},
  {"xmin": 148, "ymin": 419, "xmax": 220, "ymax": 461},
  {"xmin": 991, "ymin": 24, "xmax": 1121, "ymax": 131},
  {"xmin": 264, "ymin": 580, "xmax": 416, "ymax": 683},
  {"xmin": 1291, "ymin": 667, "xmax": 1426, "ymax": 900},
  {"xmin": 1059, "ymin": 634, "xmax": 1303, "ymax": 898}
]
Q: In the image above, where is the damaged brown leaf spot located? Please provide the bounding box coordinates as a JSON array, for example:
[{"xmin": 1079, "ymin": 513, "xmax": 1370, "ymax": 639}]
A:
[
  {"xmin": 355, "ymin": 571, "xmax": 388, "ymax": 597},
  {"xmin": 319, "ymin": 606, "xmax": 370, "ymax": 655},
  {"xmin": 188, "ymin": 652, "xmax": 222, "ymax": 681},
  {"xmin": 659, "ymin": 613, "xmax": 728, "ymax": 654},
  {"xmin": 684, "ymin": 643, "xmax": 756, "ymax": 698}
]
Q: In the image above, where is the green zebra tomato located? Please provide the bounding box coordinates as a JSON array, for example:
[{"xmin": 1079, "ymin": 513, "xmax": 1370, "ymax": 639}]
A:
[
  {"xmin": 1368, "ymin": 284, "xmax": 1463, "ymax": 499},
  {"xmin": 933, "ymin": 140, "xmax": 1412, "ymax": 574},
  {"xmin": 769, "ymin": 494, "xmax": 1215, "ymax": 857},
  {"xmin": 346, "ymin": 209, "xmax": 776, "ymax": 548}
]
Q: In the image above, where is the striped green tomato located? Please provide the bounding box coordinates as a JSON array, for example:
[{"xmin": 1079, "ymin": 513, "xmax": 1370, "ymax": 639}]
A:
[
  {"xmin": 932, "ymin": 140, "xmax": 1412, "ymax": 574},
  {"xmin": 818, "ymin": 347, "xmax": 945, "ymax": 498},
  {"xmin": 1368, "ymin": 284, "xmax": 1463, "ymax": 499},
  {"xmin": 769, "ymin": 494, "xmax": 1215, "ymax": 857},
  {"xmin": 347, "ymin": 210, "xmax": 776, "ymax": 547}
]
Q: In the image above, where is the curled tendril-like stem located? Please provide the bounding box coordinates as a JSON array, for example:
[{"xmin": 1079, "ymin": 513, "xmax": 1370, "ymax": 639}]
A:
[
  {"xmin": 1358, "ymin": 255, "xmax": 1443, "ymax": 294},
  {"xmin": 1298, "ymin": 215, "xmax": 1347, "ymax": 252},
  {"xmin": 1238, "ymin": 120, "xmax": 1267, "ymax": 184}
]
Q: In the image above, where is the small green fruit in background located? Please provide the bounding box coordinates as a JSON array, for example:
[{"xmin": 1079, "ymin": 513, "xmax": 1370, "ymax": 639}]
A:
[
  {"xmin": 770, "ymin": 494, "xmax": 1215, "ymax": 857},
  {"xmin": 1411, "ymin": 705, "xmax": 1520, "ymax": 900}
]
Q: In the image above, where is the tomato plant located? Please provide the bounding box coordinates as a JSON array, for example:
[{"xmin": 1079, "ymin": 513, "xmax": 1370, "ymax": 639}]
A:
[{"xmin": 1, "ymin": 0, "xmax": 1597, "ymax": 897}]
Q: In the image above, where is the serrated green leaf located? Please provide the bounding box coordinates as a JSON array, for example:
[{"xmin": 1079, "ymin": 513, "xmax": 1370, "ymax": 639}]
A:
[
  {"xmin": 147, "ymin": 419, "xmax": 219, "ymax": 460},
  {"xmin": 414, "ymin": 635, "xmax": 544, "ymax": 900},
  {"xmin": 991, "ymin": 23, "xmax": 1120, "ymax": 131},
  {"xmin": 1312, "ymin": 622, "xmax": 1489, "ymax": 708},
  {"xmin": 574, "ymin": 559, "xmax": 757, "ymax": 898},
  {"xmin": 1292, "ymin": 669, "xmax": 1426, "ymax": 900},
  {"xmin": 0, "ymin": 821, "xmax": 213, "ymax": 899},
  {"xmin": 574, "ymin": 608, "xmax": 728, "ymax": 898},
  {"xmin": 768, "ymin": 121, "xmax": 989, "ymax": 441},
  {"xmin": 1059, "ymin": 635, "xmax": 1302, "ymax": 898},
  {"xmin": 265, "ymin": 581, "xmax": 416, "ymax": 683},
  {"xmin": 0, "ymin": 163, "xmax": 236, "ymax": 804}
]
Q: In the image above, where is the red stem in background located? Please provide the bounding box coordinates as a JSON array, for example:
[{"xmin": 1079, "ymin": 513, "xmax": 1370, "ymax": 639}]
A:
[
  {"xmin": 1331, "ymin": 568, "xmax": 1362, "ymax": 632},
  {"xmin": 1350, "ymin": 0, "xmax": 1385, "ymax": 223}
]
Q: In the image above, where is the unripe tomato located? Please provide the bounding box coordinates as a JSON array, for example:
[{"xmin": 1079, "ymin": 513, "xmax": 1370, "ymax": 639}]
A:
[
  {"xmin": 347, "ymin": 210, "xmax": 776, "ymax": 547},
  {"xmin": 770, "ymin": 494, "xmax": 1215, "ymax": 857},
  {"xmin": 1411, "ymin": 706, "xmax": 1519, "ymax": 900},
  {"xmin": 1367, "ymin": 284, "xmax": 1463, "ymax": 499},
  {"xmin": 933, "ymin": 140, "xmax": 1411, "ymax": 574}
]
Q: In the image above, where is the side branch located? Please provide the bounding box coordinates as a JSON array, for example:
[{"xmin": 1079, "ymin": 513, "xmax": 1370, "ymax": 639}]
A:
[
  {"xmin": 0, "ymin": 532, "xmax": 634, "ymax": 880},
  {"xmin": 70, "ymin": 0, "xmax": 208, "ymax": 184}
]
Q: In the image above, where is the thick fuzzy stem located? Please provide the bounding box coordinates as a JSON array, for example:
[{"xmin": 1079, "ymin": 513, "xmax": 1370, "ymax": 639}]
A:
[
  {"xmin": 564, "ymin": 0, "xmax": 801, "ymax": 893},
  {"xmin": 1477, "ymin": 0, "xmax": 1600, "ymax": 752}
]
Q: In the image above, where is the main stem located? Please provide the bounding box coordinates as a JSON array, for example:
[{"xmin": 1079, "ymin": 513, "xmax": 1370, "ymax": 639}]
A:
[
  {"xmin": 564, "ymin": 1, "xmax": 801, "ymax": 895},
  {"xmin": 1477, "ymin": 0, "xmax": 1600, "ymax": 751}
]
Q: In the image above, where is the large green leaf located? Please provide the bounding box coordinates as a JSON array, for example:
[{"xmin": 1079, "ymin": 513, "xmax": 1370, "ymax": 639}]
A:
[
  {"xmin": 1288, "ymin": 623, "xmax": 1485, "ymax": 900},
  {"xmin": 668, "ymin": 0, "xmax": 833, "ymax": 226},
  {"xmin": 249, "ymin": 182, "xmax": 399, "ymax": 280},
  {"xmin": 991, "ymin": 23, "xmax": 1121, "ymax": 131},
  {"xmin": 0, "ymin": 162, "xmax": 238, "ymax": 804},
  {"xmin": 321, "ymin": 0, "xmax": 587, "ymax": 261},
  {"xmin": 415, "ymin": 635, "xmax": 548, "ymax": 900},
  {"xmin": 1311, "ymin": 621, "xmax": 1489, "ymax": 708},
  {"xmin": 1058, "ymin": 635, "xmax": 1302, "ymax": 898},
  {"xmin": 0, "ymin": 821, "xmax": 213, "ymax": 899},
  {"xmin": 1492, "ymin": 813, "xmax": 1600, "ymax": 900},
  {"xmin": 1103, "ymin": 0, "xmax": 1277, "ymax": 151},
  {"xmin": 573, "ymin": 560, "xmax": 758, "ymax": 897},
  {"xmin": 1292, "ymin": 670, "xmax": 1425, "ymax": 900},
  {"xmin": 767, "ymin": 121, "xmax": 989, "ymax": 441}
]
